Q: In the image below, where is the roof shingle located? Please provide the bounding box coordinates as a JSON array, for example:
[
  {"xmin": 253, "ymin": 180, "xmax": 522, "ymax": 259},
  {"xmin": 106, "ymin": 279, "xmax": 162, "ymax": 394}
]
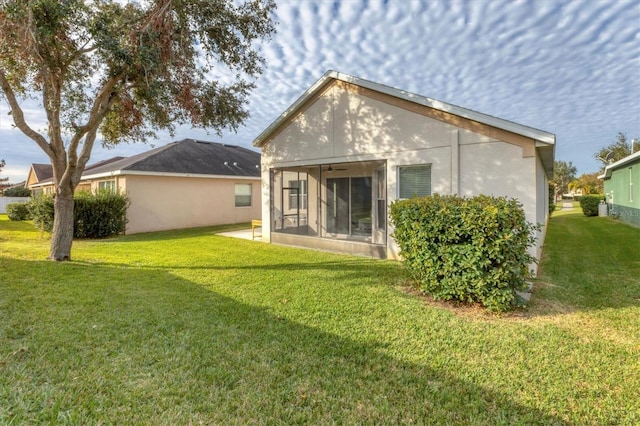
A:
[{"xmin": 85, "ymin": 139, "xmax": 260, "ymax": 177}]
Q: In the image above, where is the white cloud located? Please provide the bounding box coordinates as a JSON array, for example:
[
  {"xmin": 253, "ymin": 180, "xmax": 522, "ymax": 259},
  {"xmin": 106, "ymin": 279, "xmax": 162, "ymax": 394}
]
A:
[{"xmin": 2, "ymin": 0, "xmax": 639, "ymax": 181}]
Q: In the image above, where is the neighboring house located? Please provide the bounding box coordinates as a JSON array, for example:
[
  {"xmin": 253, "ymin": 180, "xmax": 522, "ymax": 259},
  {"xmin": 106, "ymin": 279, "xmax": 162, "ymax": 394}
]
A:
[
  {"xmin": 26, "ymin": 163, "xmax": 54, "ymax": 196},
  {"xmin": 599, "ymin": 150, "xmax": 640, "ymax": 227},
  {"xmin": 28, "ymin": 139, "xmax": 261, "ymax": 234},
  {"xmin": 253, "ymin": 70, "xmax": 555, "ymax": 269},
  {"xmin": 27, "ymin": 157, "xmax": 125, "ymax": 196}
]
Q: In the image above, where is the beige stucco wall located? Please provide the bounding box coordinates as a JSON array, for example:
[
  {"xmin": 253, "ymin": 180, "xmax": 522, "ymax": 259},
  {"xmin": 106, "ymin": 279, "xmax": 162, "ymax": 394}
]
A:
[
  {"xmin": 122, "ymin": 174, "xmax": 261, "ymax": 234},
  {"xmin": 261, "ymin": 82, "xmax": 546, "ymax": 265}
]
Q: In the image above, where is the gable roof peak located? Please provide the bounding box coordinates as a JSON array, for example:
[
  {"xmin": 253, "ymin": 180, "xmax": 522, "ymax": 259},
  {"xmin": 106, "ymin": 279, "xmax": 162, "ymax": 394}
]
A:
[{"xmin": 253, "ymin": 70, "xmax": 556, "ymax": 149}]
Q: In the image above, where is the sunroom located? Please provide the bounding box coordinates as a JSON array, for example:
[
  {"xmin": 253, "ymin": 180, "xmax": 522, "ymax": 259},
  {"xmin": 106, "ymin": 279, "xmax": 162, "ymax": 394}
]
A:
[
  {"xmin": 270, "ymin": 160, "xmax": 391, "ymax": 257},
  {"xmin": 254, "ymin": 70, "xmax": 555, "ymax": 264}
]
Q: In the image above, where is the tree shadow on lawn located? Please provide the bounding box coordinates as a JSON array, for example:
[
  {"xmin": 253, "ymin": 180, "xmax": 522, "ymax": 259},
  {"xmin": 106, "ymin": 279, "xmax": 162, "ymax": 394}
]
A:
[{"xmin": 0, "ymin": 258, "xmax": 568, "ymax": 425}]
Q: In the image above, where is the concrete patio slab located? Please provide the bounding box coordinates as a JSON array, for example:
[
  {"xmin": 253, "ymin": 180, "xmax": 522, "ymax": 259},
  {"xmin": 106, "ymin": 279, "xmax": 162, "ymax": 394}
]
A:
[{"xmin": 217, "ymin": 228, "xmax": 263, "ymax": 241}]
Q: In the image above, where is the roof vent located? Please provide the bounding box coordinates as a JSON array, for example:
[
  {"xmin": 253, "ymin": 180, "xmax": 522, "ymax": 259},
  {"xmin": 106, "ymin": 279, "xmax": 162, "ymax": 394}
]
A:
[
  {"xmin": 233, "ymin": 162, "xmax": 238, "ymax": 166},
  {"xmin": 224, "ymin": 161, "xmax": 229, "ymax": 166}
]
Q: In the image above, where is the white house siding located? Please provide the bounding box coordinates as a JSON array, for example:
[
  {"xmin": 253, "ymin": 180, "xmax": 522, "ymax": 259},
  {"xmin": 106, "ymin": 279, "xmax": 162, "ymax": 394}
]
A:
[
  {"xmin": 459, "ymin": 141, "xmax": 536, "ymax": 218},
  {"xmin": 123, "ymin": 174, "xmax": 261, "ymax": 234},
  {"xmin": 262, "ymin": 83, "xmax": 544, "ymax": 264}
]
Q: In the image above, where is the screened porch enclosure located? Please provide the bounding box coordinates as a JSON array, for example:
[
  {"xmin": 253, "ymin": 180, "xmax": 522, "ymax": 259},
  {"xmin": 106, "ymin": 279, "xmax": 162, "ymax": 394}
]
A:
[{"xmin": 270, "ymin": 161, "xmax": 387, "ymax": 248}]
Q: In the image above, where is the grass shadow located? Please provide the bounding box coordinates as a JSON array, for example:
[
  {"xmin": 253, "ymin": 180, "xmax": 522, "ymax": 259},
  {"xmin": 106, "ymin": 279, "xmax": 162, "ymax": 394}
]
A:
[{"xmin": 0, "ymin": 258, "xmax": 569, "ymax": 424}]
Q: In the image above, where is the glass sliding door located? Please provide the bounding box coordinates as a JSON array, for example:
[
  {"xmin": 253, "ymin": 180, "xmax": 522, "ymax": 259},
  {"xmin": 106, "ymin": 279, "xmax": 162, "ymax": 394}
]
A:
[
  {"xmin": 325, "ymin": 176, "xmax": 372, "ymax": 238},
  {"xmin": 351, "ymin": 177, "xmax": 372, "ymax": 236},
  {"xmin": 326, "ymin": 178, "xmax": 350, "ymax": 234}
]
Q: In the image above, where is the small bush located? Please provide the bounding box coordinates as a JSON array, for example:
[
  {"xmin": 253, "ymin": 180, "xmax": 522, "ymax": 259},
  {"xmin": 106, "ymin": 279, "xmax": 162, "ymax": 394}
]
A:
[
  {"xmin": 548, "ymin": 183, "xmax": 556, "ymax": 215},
  {"xmin": 6, "ymin": 202, "xmax": 31, "ymax": 221},
  {"xmin": 3, "ymin": 186, "xmax": 31, "ymax": 197},
  {"xmin": 579, "ymin": 195, "xmax": 604, "ymax": 217},
  {"xmin": 389, "ymin": 194, "xmax": 538, "ymax": 313},
  {"xmin": 27, "ymin": 191, "xmax": 128, "ymax": 238},
  {"xmin": 73, "ymin": 190, "xmax": 128, "ymax": 238},
  {"xmin": 27, "ymin": 195, "xmax": 55, "ymax": 233}
]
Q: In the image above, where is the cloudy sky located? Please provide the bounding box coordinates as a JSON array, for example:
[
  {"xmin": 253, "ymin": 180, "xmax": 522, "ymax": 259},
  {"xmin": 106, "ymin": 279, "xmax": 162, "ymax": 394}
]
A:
[{"xmin": 1, "ymin": 0, "xmax": 639, "ymax": 183}]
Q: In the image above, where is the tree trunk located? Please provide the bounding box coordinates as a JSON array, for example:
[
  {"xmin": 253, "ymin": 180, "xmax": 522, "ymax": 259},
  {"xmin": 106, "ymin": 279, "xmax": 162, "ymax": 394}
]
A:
[{"xmin": 49, "ymin": 192, "xmax": 74, "ymax": 261}]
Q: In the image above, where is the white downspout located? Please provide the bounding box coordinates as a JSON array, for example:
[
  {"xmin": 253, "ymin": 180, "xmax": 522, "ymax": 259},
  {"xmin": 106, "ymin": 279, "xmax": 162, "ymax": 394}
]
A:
[{"xmin": 451, "ymin": 130, "xmax": 460, "ymax": 195}]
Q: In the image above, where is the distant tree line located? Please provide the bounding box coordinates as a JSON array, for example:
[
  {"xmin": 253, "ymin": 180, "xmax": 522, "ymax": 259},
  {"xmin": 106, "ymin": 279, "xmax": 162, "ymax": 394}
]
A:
[{"xmin": 551, "ymin": 132, "xmax": 638, "ymax": 201}]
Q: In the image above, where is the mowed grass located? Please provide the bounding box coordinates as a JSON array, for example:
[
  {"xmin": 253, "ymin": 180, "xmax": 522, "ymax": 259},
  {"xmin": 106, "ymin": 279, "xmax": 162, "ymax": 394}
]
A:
[{"xmin": 1, "ymin": 213, "xmax": 639, "ymax": 425}]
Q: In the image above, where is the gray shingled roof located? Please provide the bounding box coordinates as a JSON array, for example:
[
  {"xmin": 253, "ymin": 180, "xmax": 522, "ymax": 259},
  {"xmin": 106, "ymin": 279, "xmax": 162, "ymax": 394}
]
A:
[
  {"xmin": 31, "ymin": 163, "xmax": 53, "ymax": 181},
  {"xmin": 84, "ymin": 139, "xmax": 260, "ymax": 177},
  {"xmin": 30, "ymin": 157, "xmax": 125, "ymax": 185}
]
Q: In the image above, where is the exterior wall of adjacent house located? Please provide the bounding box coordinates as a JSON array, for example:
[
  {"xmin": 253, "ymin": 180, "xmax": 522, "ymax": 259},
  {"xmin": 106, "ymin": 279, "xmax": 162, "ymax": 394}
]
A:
[
  {"xmin": 119, "ymin": 174, "xmax": 261, "ymax": 234},
  {"xmin": 260, "ymin": 82, "xmax": 548, "ymax": 265},
  {"xmin": 26, "ymin": 170, "xmax": 40, "ymax": 188},
  {"xmin": 603, "ymin": 158, "xmax": 640, "ymax": 227},
  {"xmin": 30, "ymin": 181, "xmax": 92, "ymax": 196}
]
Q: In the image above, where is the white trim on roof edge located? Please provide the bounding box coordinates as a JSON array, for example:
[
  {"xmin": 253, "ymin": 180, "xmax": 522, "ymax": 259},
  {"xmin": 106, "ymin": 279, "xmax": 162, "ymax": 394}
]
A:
[
  {"xmin": 252, "ymin": 70, "xmax": 556, "ymax": 147},
  {"xmin": 83, "ymin": 170, "xmax": 261, "ymax": 181},
  {"xmin": 28, "ymin": 171, "xmax": 260, "ymax": 187},
  {"xmin": 598, "ymin": 150, "xmax": 640, "ymax": 179}
]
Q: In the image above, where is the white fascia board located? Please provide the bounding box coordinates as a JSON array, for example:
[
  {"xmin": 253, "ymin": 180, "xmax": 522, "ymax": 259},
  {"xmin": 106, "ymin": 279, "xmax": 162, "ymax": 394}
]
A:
[
  {"xmin": 598, "ymin": 150, "xmax": 640, "ymax": 179},
  {"xmin": 81, "ymin": 170, "xmax": 260, "ymax": 181},
  {"xmin": 29, "ymin": 181, "xmax": 54, "ymax": 188},
  {"xmin": 253, "ymin": 70, "xmax": 556, "ymax": 147}
]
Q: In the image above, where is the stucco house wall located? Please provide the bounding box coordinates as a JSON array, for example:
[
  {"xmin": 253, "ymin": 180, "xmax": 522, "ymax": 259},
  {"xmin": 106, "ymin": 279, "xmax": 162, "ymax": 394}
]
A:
[
  {"xmin": 256, "ymin": 71, "xmax": 555, "ymax": 270},
  {"xmin": 120, "ymin": 174, "xmax": 261, "ymax": 234}
]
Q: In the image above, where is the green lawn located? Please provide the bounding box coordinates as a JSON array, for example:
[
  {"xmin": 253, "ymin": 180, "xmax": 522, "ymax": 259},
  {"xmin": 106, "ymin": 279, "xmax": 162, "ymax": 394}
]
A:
[{"xmin": 1, "ymin": 213, "xmax": 639, "ymax": 424}]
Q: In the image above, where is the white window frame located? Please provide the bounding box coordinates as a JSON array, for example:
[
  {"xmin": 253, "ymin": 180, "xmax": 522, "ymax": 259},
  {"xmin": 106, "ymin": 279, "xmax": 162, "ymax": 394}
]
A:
[
  {"xmin": 235, "ymin": 183, "xmax": 252, "ymax": 207},
  {"xmin": 398, "ymin": 164, "xmax": 432, "ymax": 199},
  {"xmin": 98, "ymin": 180, "xmax": 116, "ymax": 192}
]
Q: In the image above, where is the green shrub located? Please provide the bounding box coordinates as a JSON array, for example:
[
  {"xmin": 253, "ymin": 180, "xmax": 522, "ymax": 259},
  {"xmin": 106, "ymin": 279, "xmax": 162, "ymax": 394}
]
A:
[
  {"xmin": 548, "ymin": 183, "xmax": 556, "ymax": 215},
  {"xmin": 579, "ymin": 195, "xmax": 604, "ymax": 217},
  {"xmin": 3, "ymin": 186, "xmax": 31, "ymax": 197},
  {"xmin": 389, "ymin": 194, "xmax": 538, "ymax": 313},
  {"xmin": 73, "ymin": 190, "xmax": 128, "ymax": 238},
  {"xmin": 27, "ymin": 195, "xmax": 55, "ymax": 233},
  {"xmin": 27, "ymin": 191, "xmax": 128, "ymax": 238},
  {"xmin": 6, "ymin": 202, "xmax": 31, "ymax": 221}
]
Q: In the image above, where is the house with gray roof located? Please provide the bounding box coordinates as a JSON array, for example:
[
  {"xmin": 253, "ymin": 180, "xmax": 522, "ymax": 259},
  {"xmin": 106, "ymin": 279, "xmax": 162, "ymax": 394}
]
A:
[
  {"xmin": 28, "ymin": 139, "xmax": 262, "ymax": 234},
  {"xmin": 254, "ymin": 70, "xmax": 555, "ymax": 271}
]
